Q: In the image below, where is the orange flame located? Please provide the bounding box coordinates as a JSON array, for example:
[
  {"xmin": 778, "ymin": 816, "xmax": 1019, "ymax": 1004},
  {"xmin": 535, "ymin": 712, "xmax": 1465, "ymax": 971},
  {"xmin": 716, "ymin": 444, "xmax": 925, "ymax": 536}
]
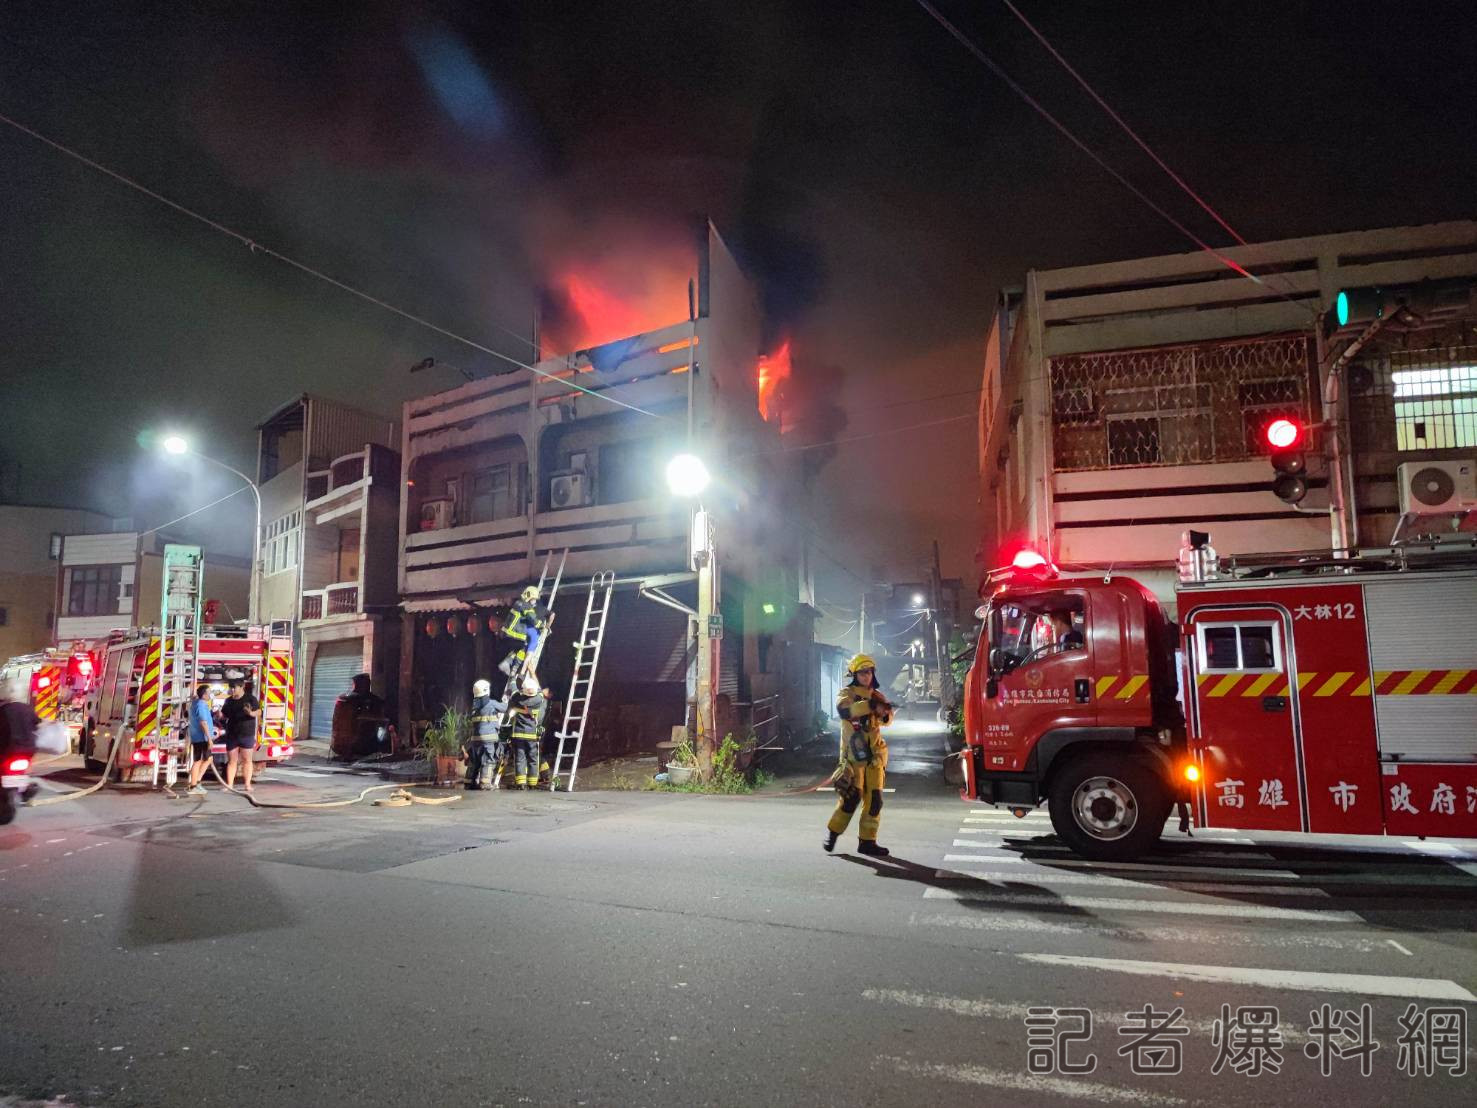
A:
[
  {"xmin": 544, "ymin": 250, "xmax": 696, "ymax": 355},
  {"xmin": 757, "ymin": 340, "xmax": 792, "ymax": 423}
]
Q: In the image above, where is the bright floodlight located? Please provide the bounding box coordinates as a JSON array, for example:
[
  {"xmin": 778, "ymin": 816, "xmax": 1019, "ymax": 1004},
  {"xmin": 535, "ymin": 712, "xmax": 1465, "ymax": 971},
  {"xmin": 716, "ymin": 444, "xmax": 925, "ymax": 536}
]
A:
[
  {"xmin": 912, "ymin": 593, "xmax": 925, "ymax": 606},
  {"xmin": 666, "ymin": 453, "xmax": 711, "ymax": 498},
  {"xmin": 162, "ymin": 435, "xmax": 190, "ymax": 455}
]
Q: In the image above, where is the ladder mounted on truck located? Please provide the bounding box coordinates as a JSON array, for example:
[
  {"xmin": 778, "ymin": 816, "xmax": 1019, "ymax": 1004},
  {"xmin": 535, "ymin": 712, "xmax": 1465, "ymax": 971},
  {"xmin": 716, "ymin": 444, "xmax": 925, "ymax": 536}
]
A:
[
  {"xmin": 550, "ymin": 571, "xmax": 615, "ymax": 792},
  {"xmin": 153, "ymin": 544, "xmax": 203, "ymax": 788}
]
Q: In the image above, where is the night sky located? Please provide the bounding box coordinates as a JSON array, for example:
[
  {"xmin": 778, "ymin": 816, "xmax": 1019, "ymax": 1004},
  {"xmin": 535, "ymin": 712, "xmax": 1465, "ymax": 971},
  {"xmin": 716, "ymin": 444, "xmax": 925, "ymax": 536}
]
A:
[{"xmin": 4, "ymin": 0, "xmax": 1476, "ymax": 619}]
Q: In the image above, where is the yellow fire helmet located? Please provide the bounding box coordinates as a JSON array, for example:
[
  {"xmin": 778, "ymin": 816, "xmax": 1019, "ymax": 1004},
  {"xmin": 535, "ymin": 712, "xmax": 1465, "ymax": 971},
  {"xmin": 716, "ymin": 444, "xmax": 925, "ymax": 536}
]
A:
[
  {"xmin": 520, "ymin": 585, "xmax": 539, "ymax": 602},
  {"xmin": 847, "ymin": 653, "xmax": 877, "ymax": 674}
]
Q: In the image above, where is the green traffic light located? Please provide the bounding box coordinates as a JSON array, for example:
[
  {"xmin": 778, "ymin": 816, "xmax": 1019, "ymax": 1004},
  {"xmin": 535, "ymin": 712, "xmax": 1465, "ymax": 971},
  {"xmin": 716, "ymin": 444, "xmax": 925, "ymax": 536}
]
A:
[{"xmin": 1336, "ymin": 290, "xmax": 1350, "ymax": 327}]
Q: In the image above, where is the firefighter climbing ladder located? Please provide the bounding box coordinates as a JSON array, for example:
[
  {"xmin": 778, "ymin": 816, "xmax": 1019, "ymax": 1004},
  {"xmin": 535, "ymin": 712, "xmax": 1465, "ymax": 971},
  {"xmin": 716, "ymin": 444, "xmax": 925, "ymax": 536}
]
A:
[
  {"xmin": 152, "ymin": 545, "xmax": 204, "ymax": 788},
  {"xmin": 498, "ymin": 548, "xmax": 568, "ymax": 701},
  {"xmin": 549, "ymin": 571, "xmax": 615, "ymax": 792},
  {"xmin": 492, "ymin": 549, "xmax": 567, "ymax": 788}
]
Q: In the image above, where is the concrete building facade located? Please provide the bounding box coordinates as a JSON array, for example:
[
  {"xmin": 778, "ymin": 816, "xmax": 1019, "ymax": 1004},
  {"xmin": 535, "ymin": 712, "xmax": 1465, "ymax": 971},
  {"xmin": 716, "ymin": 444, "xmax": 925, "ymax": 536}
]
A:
[
  {"xmin": 396, "ymin": 223, "xmax": 817, "ymax": 752},
  {"xmin": 979, "ymin": 220, "xmax": 1477, "ymax": 604},
  {"xmin": 0, "ymin": 504, "xmax": 116, "ymax": 660}
]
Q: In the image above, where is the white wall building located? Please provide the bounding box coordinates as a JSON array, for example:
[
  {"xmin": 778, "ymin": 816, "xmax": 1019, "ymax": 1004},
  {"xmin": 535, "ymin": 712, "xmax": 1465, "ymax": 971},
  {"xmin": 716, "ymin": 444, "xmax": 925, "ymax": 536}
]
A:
[
  {"xmin": 980, "ymin": 220, "xmax": 1477, "ymax": 603},
  {"xmin": 0, "ymin": 503, "xmax": 117, "ymax": 660},
  {"xmin": 53, "ymin": 531, "xmax": 249, "ymax": 644},
  {"xmin": 254, "ymin": 395, "xmax": 400, "ymax": 735},
  {"xmin": 396, "ymin": 223, "xmax": 817, "ymax": 747}
]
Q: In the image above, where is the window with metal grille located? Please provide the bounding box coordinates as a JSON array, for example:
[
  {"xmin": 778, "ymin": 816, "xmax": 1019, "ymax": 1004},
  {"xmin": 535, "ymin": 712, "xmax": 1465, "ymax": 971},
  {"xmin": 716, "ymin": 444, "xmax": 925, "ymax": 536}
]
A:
[
  {"xmin": 1050, "ymin": 334, "xmax": 1314, "ymax": 471},
  {"xmin": 67, "ymin": 564, "xmax": 123, "ymax": 616},
  {"xmin": 1393, "ymin": 365, "xmax": 1477, "ymax": 450},
  {"xmin": 467, "ymin": 464, "xmax": 516, "ymax": 523}
]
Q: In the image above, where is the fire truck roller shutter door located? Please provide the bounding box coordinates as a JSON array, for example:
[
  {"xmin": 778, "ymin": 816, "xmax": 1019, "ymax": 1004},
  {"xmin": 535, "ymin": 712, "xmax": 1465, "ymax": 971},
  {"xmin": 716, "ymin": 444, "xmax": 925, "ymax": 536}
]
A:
[{"xmin": 310, "ymin": 641, "xmax": 363, "ymax": 740}]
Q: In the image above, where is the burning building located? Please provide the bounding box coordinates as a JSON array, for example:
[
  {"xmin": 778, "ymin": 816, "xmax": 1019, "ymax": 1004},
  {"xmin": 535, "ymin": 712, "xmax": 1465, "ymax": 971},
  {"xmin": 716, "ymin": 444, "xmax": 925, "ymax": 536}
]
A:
[{"xmin": 396, "ymin": 222, "xmax": 820, "ymax": 756}]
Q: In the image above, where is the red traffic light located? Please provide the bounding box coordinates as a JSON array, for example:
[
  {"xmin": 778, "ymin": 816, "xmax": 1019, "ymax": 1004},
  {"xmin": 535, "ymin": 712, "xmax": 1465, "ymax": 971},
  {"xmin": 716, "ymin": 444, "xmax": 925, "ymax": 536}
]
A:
[{"xmin": 1265, "ymin": 418, "xmax": 1304, "ymax": 451}]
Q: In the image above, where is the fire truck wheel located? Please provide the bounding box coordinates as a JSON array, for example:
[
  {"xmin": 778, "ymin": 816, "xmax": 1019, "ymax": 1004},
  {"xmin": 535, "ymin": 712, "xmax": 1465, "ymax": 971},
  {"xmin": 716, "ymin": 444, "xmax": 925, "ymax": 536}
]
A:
[
  {"xmin": 80, "ymin": 732, "xmax": 106, "ymax": 775},
  {"xmin": 1048, "ymin": 753, "xmax": 1172, "ymax": 862}
]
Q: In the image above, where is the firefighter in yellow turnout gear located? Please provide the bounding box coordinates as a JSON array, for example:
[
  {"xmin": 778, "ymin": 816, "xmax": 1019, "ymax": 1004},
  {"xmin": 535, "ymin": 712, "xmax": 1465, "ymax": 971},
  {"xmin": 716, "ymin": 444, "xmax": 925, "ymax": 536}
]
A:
[{"xmin": 824, "ymin": 654, "xmax": 893, "ymax": 857}]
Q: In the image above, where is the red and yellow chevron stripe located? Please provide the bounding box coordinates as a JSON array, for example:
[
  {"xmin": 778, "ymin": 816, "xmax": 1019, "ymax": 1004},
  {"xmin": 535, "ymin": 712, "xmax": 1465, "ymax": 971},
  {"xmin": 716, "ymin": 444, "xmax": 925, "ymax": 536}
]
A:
[
  {"xmin": 32, "ymin": 666, "xmax": 62, "ymax": 721},
  {"xmin": 134, "ymin": 638, "xmax": 163, "ymax": 739},
  {"xmin": 1196, "ymin": 669, "xmax": 1477, "ymax": 698},
  {"xmin": 1094, "ymin": 675, "xmax": 1151, "ymax": 702}
]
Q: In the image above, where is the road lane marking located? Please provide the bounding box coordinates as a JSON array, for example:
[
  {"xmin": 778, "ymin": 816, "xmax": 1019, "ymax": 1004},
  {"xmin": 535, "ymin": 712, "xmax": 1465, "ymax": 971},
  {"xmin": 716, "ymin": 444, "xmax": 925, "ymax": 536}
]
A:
[
  {"xmin": 1018, "ymin": 953, "xmax": 1477, "ymax": 1001},
  {"xmin": 880, "ymin": 1056, "xmax": 1183, "ymax": 1106},
  {"xmin": 954, "ymin": 857, "xmax": 1477, "ymax": 887},
  {"xmin": 933, "ymin": 868, "xmax": 1330, "ymax": 897},
  {"xmin": 864, "ymin": 987, "xmax": 1314, "ymax": 1046},
  {"xmin": 1388, "ymin": 940, "xmax": 1414, "ymax": 957},
  {"xmin": 921, "ymin": 887, "xmax": 1360, "ymax": 921}
]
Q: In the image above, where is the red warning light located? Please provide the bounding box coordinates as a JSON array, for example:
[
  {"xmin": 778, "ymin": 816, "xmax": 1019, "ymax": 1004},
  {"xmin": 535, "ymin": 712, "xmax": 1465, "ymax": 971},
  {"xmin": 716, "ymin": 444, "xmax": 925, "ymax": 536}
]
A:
[
  {"xmin": 1265, "ymin": 418, "xmax": 1303, "ymax": 451},
  {"xmin": 1012, "ymin": 549, "xmax": 1049, "ymax": 571}
]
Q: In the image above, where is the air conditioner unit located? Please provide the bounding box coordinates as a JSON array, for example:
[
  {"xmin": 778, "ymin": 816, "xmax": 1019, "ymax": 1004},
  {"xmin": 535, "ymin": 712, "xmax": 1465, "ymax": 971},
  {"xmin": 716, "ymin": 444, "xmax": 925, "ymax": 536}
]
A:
[
  {"xmin": 550, "ymin": 472, "xmax": 591, "ymax": 509},
  {"xmin": 1397, "ymin": 460, "xmax": 1477, "ymax": 513},
  {"xmin": 419, "ymin": 497, "xmax": 455, "ymax": 531}
]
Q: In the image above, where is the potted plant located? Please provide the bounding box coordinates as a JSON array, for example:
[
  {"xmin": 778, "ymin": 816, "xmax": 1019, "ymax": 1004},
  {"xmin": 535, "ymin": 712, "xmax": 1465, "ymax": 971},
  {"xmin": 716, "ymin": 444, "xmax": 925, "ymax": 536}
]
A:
[
  {"xmin": 666, "ymin": 736, "xmax": 698, "ymax": 785},
  {"xmin": 421, "ymin": 706, "xmax": 466, "ymax": 786}
]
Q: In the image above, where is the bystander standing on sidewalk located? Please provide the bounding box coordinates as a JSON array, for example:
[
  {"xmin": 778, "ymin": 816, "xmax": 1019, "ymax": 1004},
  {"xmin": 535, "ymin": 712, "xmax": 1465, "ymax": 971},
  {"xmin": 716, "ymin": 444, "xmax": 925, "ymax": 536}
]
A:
[{"xmin": 220, "ymin": 678, "xmax": 261, "ymax": 793}]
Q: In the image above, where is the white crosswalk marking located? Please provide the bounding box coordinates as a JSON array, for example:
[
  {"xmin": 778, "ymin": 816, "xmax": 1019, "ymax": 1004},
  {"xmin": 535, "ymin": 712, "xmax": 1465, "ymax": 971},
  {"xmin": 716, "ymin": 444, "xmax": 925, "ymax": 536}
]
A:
[
  {"xmin": 921, "ymin": 887, "xmax": 1360, "ymax": 922},
  {"xmin": 908, "ymin": 911, "xmax": 1392, "ymax": 953},
  {"xmin": 880, "ymin": 1056, "xmax": 1185, "ymax": 1106},
  {"xmin": 1018, "ymin": 953, "xmax": 1477, "ymax": 1002},
  {"xmin": 863, "ymin": 987, "xmax": 1316, "ymax": 1046},
  {"xmin": 943, "ymin": 855, "xmax": 1301, "ymax": 879},
  {"xmin": 933, "ymin": 868, "xmax": 1331, "ymax": 897}
]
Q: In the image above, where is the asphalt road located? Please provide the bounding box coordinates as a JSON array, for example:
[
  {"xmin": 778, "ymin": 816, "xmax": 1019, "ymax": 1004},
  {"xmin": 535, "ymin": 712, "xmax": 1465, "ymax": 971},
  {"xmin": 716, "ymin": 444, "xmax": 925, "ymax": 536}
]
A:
[{"xmin": 2, "ymin": 722, "xmax": 1474, "ymax": 1107}]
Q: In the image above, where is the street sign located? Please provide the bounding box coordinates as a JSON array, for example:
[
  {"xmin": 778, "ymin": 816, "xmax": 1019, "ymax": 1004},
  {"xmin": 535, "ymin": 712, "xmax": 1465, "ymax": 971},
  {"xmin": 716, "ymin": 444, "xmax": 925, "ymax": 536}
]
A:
[{"xmin": 707, "ymin": 614, "xmax": 724, "ymax": 640}]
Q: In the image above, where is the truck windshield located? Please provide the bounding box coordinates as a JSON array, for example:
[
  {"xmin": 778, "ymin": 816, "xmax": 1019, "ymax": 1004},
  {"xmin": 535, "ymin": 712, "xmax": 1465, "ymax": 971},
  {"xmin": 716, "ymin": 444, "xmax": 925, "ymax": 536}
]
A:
[{"xmin": 988, "ymin": 595, "xmax": 1085, "ymax": 673}]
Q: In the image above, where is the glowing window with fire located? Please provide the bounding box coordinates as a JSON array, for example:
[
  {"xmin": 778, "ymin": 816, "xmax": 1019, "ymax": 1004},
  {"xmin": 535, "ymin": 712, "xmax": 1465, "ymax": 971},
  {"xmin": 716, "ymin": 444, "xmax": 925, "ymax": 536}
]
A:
[{"xmin": 1196, "ymin": 622, "xmax": 1282, "ymax": 674}]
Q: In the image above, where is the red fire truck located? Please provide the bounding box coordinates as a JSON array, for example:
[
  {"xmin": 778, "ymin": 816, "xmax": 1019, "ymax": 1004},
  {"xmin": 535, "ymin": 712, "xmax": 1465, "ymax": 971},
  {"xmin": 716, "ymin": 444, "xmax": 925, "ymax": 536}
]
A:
[
  {"xmin": 80, "ymin": 626, "xmax": 296, "ymax": 783},
  {"xmin": 0, "ymin": 647, "xmax": 100, "ymax": 730},
  {"xmin": 961, "ymin": 523, "xmax": 1477, "ymax": 859}
]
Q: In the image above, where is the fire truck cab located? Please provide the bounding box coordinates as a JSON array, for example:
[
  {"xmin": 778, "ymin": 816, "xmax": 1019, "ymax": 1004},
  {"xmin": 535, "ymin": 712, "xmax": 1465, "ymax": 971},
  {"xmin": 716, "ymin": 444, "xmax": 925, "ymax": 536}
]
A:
[
  {"xmin": 80, "ymin": 626, "xmax": 296, "ymax": 782},
  {"xmin": 962, "ymin": 529, "xmax": 1477, "ymax": 860}
]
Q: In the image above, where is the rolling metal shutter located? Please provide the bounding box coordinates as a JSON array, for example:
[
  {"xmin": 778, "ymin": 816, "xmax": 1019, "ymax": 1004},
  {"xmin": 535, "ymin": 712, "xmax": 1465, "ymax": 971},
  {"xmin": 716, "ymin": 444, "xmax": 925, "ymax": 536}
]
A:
[{"xmin": 309, "ymin": 640, "xmax": 363, "ymax": 739}]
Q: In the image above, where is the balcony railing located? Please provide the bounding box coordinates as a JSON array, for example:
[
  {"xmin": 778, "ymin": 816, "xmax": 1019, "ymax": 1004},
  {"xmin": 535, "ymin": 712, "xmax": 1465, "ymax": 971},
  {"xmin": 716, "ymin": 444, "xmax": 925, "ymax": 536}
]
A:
[
  {"xmin": 327, "ymin": 582, "xmax": 359, "ymax": 615},
  {"xmin": 301, "ymin": 582, "xmax": 360, "ymax": 621}
]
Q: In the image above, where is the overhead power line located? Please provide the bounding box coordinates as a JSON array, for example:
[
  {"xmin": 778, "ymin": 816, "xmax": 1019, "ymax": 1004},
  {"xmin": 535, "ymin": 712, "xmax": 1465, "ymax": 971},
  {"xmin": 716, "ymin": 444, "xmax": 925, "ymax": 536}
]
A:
[
  {"xmin": 0, "ymin": 110, "xmax": 665, "ymax": 420},
  {"xmin": 910, "ymin": 0, "xmax": 1261, "ymax": 286},
  {"xmin": 999, "ymin": 0, "xmax": 1250, "ymax": 247}
]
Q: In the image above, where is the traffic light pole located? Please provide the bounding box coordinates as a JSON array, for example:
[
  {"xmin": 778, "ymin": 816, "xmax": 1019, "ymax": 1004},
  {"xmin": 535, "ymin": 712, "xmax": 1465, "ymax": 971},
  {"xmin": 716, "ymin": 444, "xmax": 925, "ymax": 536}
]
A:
[{"xmin": 1314, "ymin": 327, "xmax": 1353, "ymax": 555}]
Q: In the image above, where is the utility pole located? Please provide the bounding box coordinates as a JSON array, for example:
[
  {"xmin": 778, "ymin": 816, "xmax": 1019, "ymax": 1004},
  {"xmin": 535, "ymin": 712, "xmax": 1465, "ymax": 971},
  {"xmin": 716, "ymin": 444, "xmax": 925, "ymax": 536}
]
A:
[
  {"xmin": 693, "ymin": 508, "xmax": 719, "ymax": 775},
  {"xmin": 930, "ymin": 540, "xmax": 954, "ymax": 707}
]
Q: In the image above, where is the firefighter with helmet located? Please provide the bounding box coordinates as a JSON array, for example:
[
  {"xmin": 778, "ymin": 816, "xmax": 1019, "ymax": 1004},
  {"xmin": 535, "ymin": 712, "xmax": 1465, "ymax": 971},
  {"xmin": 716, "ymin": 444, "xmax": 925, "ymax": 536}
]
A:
[
  {"xmin": 824, "ymin": 653, "xmax": 893, "ymax": 856},
  {"xmin": 499, "ymin": 585, "xmax": 546, "ymax": 680},
  {"xmin": 466, "ymin": 679, "xmax": 507, "ymax": 790},
  {"xmin": 506, "ymin": 674, "xmax": 548, "ymax": 790}
]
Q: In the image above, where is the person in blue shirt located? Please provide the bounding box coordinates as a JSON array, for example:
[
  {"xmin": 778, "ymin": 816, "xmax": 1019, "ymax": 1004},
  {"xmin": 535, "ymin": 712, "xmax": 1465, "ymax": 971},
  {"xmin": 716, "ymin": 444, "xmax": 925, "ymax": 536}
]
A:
[{"xmin": 185, "ymin": 682, "xmax": 218, "ymax": 796}]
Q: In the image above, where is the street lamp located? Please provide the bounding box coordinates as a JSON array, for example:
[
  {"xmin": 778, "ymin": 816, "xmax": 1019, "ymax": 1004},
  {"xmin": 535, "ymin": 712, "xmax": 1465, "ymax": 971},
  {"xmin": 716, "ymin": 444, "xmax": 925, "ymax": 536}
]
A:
[
  {"xmin": 667, "ymin": 452, "xmax": 717, "ymax": 775},
  {"xmin": 912, "ymin": 592, "xmax": 925, "ymax": 607},
  {"xmin": 665, "ymin": 453, "xmax": 711, "ymax": 499},
  {"xmin": 160, "ymin": 435, "xmax": 262, "ymax": 624}
]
